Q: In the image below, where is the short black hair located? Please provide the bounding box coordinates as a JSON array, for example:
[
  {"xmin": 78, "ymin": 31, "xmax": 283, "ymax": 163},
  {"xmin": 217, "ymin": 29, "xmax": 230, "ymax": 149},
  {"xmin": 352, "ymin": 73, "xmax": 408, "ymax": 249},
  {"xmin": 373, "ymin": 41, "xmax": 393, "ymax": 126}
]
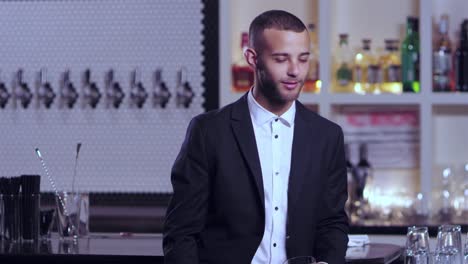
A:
[{"xmin": 249, "ymin": 10, "xmax": 307, "ymax": 50}]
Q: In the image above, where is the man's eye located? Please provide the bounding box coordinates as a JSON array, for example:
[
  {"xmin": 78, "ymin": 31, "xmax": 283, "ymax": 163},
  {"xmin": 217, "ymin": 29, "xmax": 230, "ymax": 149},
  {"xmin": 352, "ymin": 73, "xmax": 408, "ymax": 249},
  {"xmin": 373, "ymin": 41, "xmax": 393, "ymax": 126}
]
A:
[
  {"xmin": 299, "ymin": 57, "xmax": 309, "ymax": 63},
  {"xmin": 275, "ymin": 58, "xmax": 287, "ymax": 63}
]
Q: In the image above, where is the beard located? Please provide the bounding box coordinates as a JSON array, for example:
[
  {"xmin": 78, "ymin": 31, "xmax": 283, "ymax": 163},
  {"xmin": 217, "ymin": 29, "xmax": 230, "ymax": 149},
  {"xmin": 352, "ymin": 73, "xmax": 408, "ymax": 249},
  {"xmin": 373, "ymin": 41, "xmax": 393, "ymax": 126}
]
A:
[{"xmin": 255, "ymin": 60, "xmax": 303, "ymax": 106}]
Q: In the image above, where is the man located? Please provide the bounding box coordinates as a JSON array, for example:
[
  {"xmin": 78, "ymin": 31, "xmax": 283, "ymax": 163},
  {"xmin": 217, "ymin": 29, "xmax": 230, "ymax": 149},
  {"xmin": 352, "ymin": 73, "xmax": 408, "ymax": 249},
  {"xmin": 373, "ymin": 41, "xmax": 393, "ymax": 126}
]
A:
[{"xmin": 164, "ymin": 10, "xmax": 349, "ymax": 264}]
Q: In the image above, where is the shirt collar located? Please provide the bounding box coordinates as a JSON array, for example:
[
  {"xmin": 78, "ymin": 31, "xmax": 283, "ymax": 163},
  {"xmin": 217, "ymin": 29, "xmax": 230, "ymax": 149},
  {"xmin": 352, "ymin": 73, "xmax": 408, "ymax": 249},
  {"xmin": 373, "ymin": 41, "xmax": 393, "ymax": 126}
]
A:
[{"xmin": 247, "ymin": 88, "xmax": 296, "ymax": 127}]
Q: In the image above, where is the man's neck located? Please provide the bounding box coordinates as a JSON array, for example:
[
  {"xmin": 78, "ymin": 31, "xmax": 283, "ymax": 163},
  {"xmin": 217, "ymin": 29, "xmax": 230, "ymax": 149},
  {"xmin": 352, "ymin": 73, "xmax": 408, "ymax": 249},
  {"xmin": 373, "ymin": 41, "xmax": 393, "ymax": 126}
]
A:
[{"xmin": 252, "ymin": 86, "xmax": 293, "ymax": 116}]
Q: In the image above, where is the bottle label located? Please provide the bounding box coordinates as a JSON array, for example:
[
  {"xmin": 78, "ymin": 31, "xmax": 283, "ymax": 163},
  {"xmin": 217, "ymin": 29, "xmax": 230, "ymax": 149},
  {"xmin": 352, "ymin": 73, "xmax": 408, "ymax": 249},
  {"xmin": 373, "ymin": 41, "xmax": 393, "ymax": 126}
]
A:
[
  {"xmin": 367, "ymin": 65, "xmax": 381, "ymax": 84},
  {"xmin": 354, "ymin": 66, "xmax": 363, "ymax": 82},
  {"xmin": 354, "ymin": 167, "xmax": 370, "ymax": 200},
  {"xmin": 403, "ymin": 52, "xmax": 419, "ymax": 82},
  {"xmin": 232, "ymin": 66, "xmax": 254, "ymax": 91},
  {"xmin": 433, "ymin": 52, "xmax": 452, "ymax": 74},
  {"xmin": 337, "ymin": 64, "xmax": 352, "ymax": 86},
  {"xmin": 387, "ymin": 65, "xmax": 401, "ymax": 82}
]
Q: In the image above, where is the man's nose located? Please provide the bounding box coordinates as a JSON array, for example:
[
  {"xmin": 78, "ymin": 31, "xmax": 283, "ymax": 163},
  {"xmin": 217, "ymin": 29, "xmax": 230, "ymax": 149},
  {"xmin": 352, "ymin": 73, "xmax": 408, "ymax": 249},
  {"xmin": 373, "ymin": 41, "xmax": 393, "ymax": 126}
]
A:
[{"xmin": 287, "ymin": 61, "xmax": 299, "ymax": 77}]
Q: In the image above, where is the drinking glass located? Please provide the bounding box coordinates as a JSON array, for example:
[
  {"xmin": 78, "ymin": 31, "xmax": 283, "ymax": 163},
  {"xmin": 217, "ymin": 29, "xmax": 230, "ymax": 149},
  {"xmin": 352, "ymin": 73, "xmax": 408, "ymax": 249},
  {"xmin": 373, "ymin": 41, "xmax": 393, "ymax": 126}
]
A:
[
  {"xmin": 405, "ymin": 226, "xmax": 430, "ymax": 264},
  {"xmin": 436, "ymin": 225, "xmax": 463, "ymax": 264},
  {"xmin": 55, "ymin": 191, "xmax": 81, "ymax": 240},
  {"xmin": 463, "ymin": 232, "xmax": 468, "ymax": 264}
]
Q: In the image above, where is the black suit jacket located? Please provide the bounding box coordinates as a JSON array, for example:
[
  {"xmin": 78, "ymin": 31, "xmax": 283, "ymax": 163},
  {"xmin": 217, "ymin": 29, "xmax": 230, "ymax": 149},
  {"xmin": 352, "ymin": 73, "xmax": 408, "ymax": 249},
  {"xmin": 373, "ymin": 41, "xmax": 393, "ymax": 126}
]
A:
[{"xmin": 163, "ymin": 94, "xmax": 349, "ymax": 264}]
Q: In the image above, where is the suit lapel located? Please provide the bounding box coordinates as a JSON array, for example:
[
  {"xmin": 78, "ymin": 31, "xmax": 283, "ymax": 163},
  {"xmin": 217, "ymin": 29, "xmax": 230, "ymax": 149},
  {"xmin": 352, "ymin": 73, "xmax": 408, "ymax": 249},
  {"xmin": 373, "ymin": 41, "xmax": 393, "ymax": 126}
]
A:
[
  {"xmin": 230, "ymin": 94, "xmax": 264, "ymax": 206},
  {"xmin": 288, "ymin": 103, "xmax": 319, "ymax": 211}
]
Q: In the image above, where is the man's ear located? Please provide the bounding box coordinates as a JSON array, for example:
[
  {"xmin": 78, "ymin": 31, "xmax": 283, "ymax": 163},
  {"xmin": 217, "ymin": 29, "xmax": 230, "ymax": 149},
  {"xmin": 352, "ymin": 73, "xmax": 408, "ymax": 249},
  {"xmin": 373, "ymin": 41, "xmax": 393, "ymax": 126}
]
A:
[{"xmin": 244, "ymin": 48, "xmax": 257, "ymax": 69}]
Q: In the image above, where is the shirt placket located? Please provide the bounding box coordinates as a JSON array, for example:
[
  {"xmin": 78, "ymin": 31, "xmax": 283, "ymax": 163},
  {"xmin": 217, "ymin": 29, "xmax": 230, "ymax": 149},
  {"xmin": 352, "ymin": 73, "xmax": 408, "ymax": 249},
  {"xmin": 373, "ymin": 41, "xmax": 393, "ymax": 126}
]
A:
[{"xmin": 270, "ymin": 118, "xmax": 281, "ymax": 261}]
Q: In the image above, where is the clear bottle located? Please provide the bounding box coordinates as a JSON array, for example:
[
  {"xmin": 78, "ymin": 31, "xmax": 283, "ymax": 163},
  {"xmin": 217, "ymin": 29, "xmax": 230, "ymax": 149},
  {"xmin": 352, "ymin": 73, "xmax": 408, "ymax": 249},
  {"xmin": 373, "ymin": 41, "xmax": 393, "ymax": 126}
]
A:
[
  {"xmin": 334, "ymin": 34, "xmax": 353, "ymax": 92},
  {"xmin": 433, "ymin": 14, "xmax": 454, "ymax": 92},
  {"xmin": 380, "ymin": 39, "xmax": 402, "ymax": 94},
  {"xmin": 354, "ymin": 143, "xmax": 374, "ymax": 218},
  {"xmin": 303, "ymin": 23, "xmax": 320, "ymax": 93},
  {"xmin": 366, "ymin": 42, "xmax": 383, "ymax": 94},
  {"xmin": 353, "ymin": 39, "xmax": 372, "ymax": 94},
  {"xmin": 402, "ymin": 17, "xmax": 420, "ymax": 93},
  {"xmin": 438, "ymin": 167, "xmax": 454, "ymax": 222},
  {"xmin": 232, "ymin": 32, "xmax": 254, "ymax": 93},
  {"xmin": 455, "ymin": 20, "xmax": 468, "ymax": 92}
]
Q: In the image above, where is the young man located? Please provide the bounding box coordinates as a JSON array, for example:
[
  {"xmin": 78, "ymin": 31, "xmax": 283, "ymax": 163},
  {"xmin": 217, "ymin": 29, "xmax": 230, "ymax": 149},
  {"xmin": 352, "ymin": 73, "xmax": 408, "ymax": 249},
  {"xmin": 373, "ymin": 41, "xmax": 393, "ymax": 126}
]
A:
[{"xmin": 164, "ymin": 10, "xmax": 349, "ymax": 264}]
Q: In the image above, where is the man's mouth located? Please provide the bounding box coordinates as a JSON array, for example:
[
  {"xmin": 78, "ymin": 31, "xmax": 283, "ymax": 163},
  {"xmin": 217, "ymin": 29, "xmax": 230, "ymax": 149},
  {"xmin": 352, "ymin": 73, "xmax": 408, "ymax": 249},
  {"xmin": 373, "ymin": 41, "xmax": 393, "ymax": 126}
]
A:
[{"xmin": 281, "ymin": 80, "xmax": 299, "ymax": 90}]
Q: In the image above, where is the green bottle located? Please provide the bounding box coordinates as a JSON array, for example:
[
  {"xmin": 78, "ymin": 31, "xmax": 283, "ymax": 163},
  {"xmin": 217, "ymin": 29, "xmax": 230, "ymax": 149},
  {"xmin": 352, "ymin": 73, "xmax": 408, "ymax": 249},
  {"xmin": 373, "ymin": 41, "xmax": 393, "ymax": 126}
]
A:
[
  {"xmin": 336, "ymin": 34, "xmax": 353, "ymax": 90},
  {"xmin": 401, "ymin": 17, "xmax": 420, "ymax": 93}
]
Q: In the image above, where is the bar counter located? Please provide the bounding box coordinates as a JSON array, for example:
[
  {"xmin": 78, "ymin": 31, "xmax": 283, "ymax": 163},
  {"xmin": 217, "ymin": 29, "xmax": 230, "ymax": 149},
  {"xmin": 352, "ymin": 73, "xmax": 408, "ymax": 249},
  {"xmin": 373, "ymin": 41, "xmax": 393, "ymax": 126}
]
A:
[{"xmin": 0, "ymin": 233, "xmax": 403, "ymax": 264}]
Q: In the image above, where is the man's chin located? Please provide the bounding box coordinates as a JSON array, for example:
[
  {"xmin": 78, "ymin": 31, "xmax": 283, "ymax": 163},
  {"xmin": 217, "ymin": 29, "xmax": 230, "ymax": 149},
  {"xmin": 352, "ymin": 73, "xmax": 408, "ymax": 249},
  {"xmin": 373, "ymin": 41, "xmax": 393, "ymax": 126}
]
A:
[{"xmin": 280, "ymin": 89, "xmax": 301, "ymax": 102}]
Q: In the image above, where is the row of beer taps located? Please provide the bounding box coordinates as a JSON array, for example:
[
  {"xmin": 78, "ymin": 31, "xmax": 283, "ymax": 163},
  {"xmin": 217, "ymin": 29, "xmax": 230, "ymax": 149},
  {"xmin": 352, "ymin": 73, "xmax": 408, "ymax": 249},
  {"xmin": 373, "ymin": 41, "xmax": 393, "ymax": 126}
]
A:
[{"xmin": 0, "ymin": 68, "xmax": 195, "ymax": 109}]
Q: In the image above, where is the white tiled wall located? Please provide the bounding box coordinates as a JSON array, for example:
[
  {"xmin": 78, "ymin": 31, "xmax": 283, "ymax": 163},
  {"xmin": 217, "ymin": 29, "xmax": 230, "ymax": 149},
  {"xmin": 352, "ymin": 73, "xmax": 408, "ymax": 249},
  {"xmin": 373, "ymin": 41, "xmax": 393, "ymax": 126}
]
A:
[{"xmin": 0, "ymin": 0, "xmax": 205, "ymax": 193}]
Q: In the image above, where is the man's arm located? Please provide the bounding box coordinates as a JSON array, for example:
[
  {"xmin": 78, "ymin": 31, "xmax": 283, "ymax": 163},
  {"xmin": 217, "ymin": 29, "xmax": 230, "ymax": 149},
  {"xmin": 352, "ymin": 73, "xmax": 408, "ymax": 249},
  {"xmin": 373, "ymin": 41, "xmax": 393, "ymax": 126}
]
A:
[
  {"xmin": 163, "ymin": 116, "xmax": 209, "ymax": 264},
  {"xmin": 314, "ymin": 127, "xmax": 349, "ymax": 264}
]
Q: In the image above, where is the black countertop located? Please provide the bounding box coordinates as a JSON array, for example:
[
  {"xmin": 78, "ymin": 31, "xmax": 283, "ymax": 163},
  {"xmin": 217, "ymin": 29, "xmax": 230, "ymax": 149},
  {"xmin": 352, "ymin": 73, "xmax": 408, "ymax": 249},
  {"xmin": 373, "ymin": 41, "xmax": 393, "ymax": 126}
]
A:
[{"xmin": 0, "ymin": 233, "xmax": 403, "ymax": 264}]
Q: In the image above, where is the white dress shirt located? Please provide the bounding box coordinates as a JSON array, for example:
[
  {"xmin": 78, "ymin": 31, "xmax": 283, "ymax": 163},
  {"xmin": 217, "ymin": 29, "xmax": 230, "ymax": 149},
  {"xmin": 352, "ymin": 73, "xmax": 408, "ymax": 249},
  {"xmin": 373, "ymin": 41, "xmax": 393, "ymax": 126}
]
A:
[{"xmin": 248, "ymin": 90, "xmax": 295, "ymax": 264}]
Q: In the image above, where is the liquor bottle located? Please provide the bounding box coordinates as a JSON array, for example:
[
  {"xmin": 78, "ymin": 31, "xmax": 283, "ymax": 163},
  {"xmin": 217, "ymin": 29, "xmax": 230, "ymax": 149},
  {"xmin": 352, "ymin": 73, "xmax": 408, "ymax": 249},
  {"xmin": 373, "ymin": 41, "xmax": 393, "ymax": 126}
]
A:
[
  {"xmin": 334, "ymin": 34, "xmax": 353, "ymax": 92},
  {"xmin": 231, "ymin": 32, "xmax": 254, "ymax": 93},
  {"xmin": 438, "ymin": 167, "xmax": 453, "ymax": 222},
  {"xmin": 463, "ymin": 164, "xmax": 468, "ymax": 216},
  {"xmin": 354, "ymin": 143, "xmax": 374, "ymax": 218},
  {"xmin": 304, "ymin": 23, "xmax": 320, "ymax": 93},
  {"xmin": 455, "ymin": 19, "xmax": 468, "ymax": 92},
  {"xmin": 353, "ymin": 39, "xmax": 372, "ymax": 94},
  {"xmin": 380, "ymin": 39, "xmax": 402, "ymax": 94},
  {"xmin": 401, "ymin": 17, "xmax": 420, "ymax": 93},
  {"xmin": 433, "ymin": 14, "xmax": 453, "ymax": 92}
]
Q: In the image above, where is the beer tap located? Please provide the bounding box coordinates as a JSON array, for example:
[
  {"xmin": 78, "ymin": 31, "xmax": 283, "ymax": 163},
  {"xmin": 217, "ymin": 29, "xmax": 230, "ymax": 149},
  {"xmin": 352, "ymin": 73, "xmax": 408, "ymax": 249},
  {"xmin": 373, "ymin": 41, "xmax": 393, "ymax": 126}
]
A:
[
  {"xmin": 60, "ymin": 70, "xmax": 79, "ymax": 109},
  {"xmin": 14, "ymin": 69, "xmax": 33, "ymax": 109},
  {"xmin": 152, "ymin": 69, "xmax": 171, "ymax": 108},
  {"xmin": 176, "ymin": 67, "xmax": 194, "ymax": 108},
  {"xmin": 0, "ymin": 71, "xmax": 11, "ymax": 108},
  {"xmin": 36, "ymin": 68, "xmax": 56, "ymax": 109},
  {"xmin": 130, "ymin": 68, "xmax": 148, "ymax": 108},
  {"xmin": 82, "ymin": 69, "xmax": 101, "ymax": 109},
  {"xmin": 105, "ymin": 69, "xmax": 125, "ymax": 109}
]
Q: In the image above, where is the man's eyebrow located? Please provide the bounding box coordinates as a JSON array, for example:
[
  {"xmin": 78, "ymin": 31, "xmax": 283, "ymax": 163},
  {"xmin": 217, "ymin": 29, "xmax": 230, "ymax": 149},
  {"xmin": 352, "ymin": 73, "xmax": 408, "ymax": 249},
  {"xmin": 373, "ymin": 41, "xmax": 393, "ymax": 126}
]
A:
[
  {"xmin": 271, "ymin": 52, "xmax": 311, "ymax": 56},
  {"xmin": 271, "ymin": 53, "xmax": 289, "ymax": 57}
]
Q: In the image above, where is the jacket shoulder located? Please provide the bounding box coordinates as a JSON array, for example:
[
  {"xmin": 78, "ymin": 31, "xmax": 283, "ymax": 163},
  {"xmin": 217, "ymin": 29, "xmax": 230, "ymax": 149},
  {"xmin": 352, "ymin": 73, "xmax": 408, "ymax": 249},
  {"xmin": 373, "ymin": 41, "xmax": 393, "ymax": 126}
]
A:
[
  {"xmin": 192, "ymin": 102, "xmax": 234, "ymax": 124},
  {"xmin": 296, "ymin": 101, "xmax": 343, "ymax": 134}
]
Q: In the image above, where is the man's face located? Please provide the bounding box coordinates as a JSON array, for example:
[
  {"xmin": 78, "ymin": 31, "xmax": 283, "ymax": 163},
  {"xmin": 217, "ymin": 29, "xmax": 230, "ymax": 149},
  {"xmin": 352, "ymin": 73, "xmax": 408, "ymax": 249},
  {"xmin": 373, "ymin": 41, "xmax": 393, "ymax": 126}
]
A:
[{"xmin": 254, "ymin": 28, "xmax": 310, "ymax": 105}]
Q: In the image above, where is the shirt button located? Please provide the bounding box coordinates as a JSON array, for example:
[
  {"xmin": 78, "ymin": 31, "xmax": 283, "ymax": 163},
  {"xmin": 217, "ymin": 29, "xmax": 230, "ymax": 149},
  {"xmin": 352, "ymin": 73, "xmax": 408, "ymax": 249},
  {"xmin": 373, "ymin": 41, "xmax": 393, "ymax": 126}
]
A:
[
  {"xmin": 275, "ymin": 118, "xmax": 278, "ymax": 122},
  {"xmin": 273, "ymin": 243, "xmax": 277, "ymax": 247},
  {"xmin": 275, "ymin": 172, "xmax": 279, "ymax": 175},
  {"xmin": 274, "ymin": 135, "xmax": 278, "ymax": 139},
  {"xmin": 275, "ymin": 206, "xmax": 278, "ymax": 211}
]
